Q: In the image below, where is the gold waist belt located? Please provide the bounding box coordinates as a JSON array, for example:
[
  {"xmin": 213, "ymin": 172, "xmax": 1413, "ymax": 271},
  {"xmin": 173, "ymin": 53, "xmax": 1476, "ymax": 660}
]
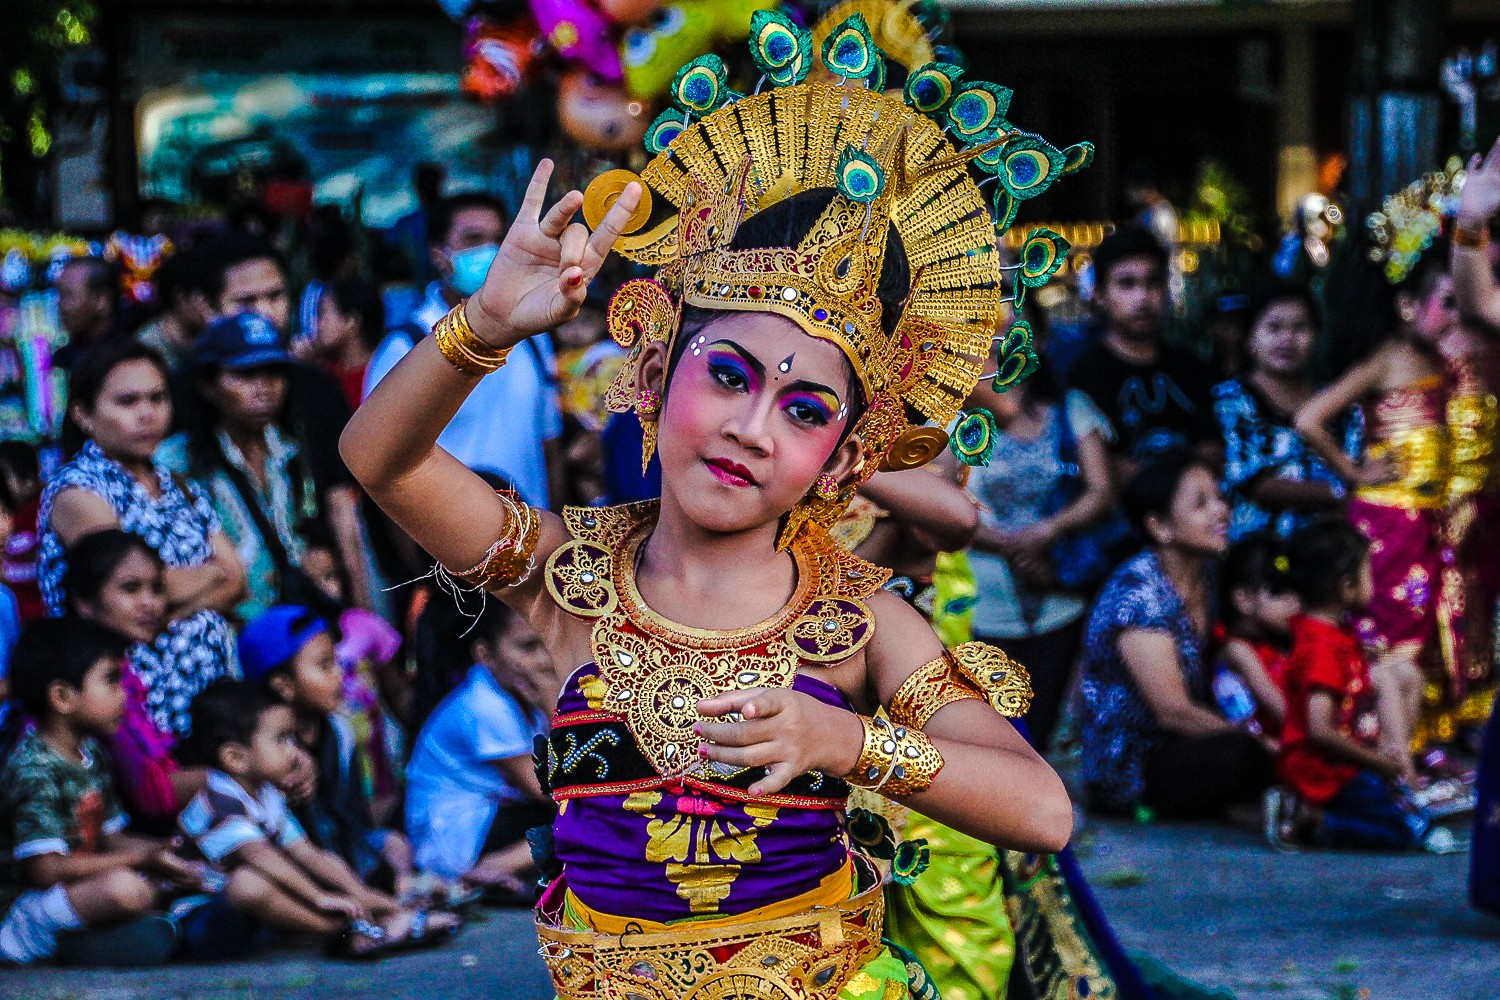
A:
[{"xmin": 535, "ymin": 870, "xmax": 887, "ymax": 1000}]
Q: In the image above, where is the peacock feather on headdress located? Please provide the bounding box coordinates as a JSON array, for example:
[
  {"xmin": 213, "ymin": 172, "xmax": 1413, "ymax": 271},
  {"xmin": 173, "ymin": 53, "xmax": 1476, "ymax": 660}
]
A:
[{"xmin": 583, "ymin": 8, "xmax": 1091, "ymax": 506}]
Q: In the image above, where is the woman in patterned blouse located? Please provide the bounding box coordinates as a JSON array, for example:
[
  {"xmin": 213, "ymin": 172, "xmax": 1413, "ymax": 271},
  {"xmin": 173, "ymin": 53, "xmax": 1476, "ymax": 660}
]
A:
[
  {"xmin": 39, "ymin": 339, "xmax": 245, "ymax": 737},
  {"xmin": 1212, "ymin": 283, "xmax": 1351, "ymax": 541},
  {"xmin": 1078, "ymin": 449, "xmax": 1275, "ymax": 817}
]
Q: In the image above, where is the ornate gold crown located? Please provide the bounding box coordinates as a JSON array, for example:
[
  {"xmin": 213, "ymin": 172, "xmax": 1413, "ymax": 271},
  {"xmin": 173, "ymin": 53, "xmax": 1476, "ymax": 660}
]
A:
[
  {"xmin": 1367, "ymin": 156, "xmax": 1466, "ymax": 284},
  {"xmin": 584, "ymin": 9, "xmax": 1090, "ymax": 481}
]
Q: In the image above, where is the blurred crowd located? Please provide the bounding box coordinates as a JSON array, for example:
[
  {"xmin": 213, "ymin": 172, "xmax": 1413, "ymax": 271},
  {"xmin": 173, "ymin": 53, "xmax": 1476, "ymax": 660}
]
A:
[{"xmin": 0, "ymin": 154, "xmax": 1497, "ymax": 968}]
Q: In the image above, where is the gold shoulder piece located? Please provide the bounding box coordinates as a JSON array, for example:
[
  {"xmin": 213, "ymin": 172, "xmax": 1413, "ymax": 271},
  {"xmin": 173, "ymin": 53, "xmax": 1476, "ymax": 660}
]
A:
[
  {"xmin": 948, "ymin": 641, "xmax": 1032, "ymax": 718},
  {"xmin": 888, "ymin": 650, "xmax": 983, "ymax": 730},
  {"xmin": 545, "ymin": 503, "xmax": 659, "ymax": 620}
]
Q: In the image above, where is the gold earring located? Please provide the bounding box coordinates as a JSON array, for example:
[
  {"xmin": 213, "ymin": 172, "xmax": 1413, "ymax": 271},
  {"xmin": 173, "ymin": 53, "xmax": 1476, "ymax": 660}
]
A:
[{"xmin": 777, "ymin": 478, "xmax": 851, "ymax": 550}]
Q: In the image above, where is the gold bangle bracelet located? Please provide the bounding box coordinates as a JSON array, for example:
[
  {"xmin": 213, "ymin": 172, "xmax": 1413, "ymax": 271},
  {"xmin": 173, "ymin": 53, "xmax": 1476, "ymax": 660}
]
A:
[
  {"xmin": 845, "ymin": 712, "xmax": 944, "ymax": 798},
  {"xmin": 447, "ymin": 492, "xmax": 541, "ymax": 589},
  {"xmin": 434, "ymin": 302, "xmax": 511, "ymax": 375},
  {"xmin": 1453, "ymin": 222, "xmax": 1490, "ymax": 250}
]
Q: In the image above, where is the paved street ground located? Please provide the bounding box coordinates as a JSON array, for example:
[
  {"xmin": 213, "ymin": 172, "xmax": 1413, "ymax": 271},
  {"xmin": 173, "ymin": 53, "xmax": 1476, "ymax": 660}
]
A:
[{"xmin": 4, "ymin": 817, "xmax": 1496, "ymax": 1000}]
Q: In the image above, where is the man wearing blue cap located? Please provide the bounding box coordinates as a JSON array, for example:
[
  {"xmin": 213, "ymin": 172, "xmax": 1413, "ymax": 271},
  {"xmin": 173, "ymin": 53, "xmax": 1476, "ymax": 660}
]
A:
[{"xmin": 157, "ymin": 315, "xmax": 368, "ymax": 620}]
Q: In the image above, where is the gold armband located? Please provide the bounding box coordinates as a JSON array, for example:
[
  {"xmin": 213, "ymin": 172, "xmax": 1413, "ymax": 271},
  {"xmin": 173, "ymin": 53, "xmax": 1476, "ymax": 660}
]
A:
[
  {"xmin": 846, "ymin": 712, "xmax": 944, "ymax": 798},
  {"xmin": 948, "ymin": 641, "xmax": 1033, "ymax": 718},
  {"xmin": 448, "ymin": 492, "xmax": 541, "ymax": 589},
  {"xmin": 1453, "ymin": 221, "xmax": 1491, "ymax": 250},
  {"xmin": 888, "ymin": 651, "xmax": 983, "ymax": 730},
  {"xmin": 434, "ymin": 302, "xmax": 511, "ymax": 376}
]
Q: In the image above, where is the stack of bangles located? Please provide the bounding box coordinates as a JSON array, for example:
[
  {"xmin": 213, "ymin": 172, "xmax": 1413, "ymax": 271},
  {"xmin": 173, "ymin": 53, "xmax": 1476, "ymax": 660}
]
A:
[
  {"xmin": 450, "ymin": 492, "xmax": 541, "ymax": 589},
  {"xmin": 435, "ymin": 302, "xmax": 511, "ymax": 375},
  {"xmin": 845, "ymin": 713, "xmax": 944, "ymax": 798}
]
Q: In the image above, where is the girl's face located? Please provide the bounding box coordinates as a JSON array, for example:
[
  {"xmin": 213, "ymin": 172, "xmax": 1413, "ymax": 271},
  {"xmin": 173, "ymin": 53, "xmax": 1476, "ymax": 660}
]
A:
[
  {"xmin": 1152, "ymin": 465, "xmax": 1230, "ymax": 558},
  {"xmin": 316, "ymin": 296, "xmax": 359, "ymax": 353},
  {"xmin": 1247, "ymin": 299, "xmax": 1315, "ymax": 380},
  {"xmin": 76, "ymin": 549, "xmax": 166, "ymax": 645},
  {"xmin": 1240, "ymin": 585, "xmax": 1301, "ymax": 637},
  {"xmin": 286, "ymin": 631, "xmax": 345, "ymax": 716},
  {"xmin": 75, "ymin": 359, "xmax": 171, "ymax": 463},
  {"xmin": 210, "ymin": 366, "xmax": 289, "ymax": 433},
  {"xmin": 653, "ymin": 313, "xmax": 858, "ymax": 536},
  {"xmin": 486, "ymin": 616, "xmax": 553, "ymax": 707},
  {"xmin": 1403, "ymin": 272, "xmax": 1460, "ymax": 345}
]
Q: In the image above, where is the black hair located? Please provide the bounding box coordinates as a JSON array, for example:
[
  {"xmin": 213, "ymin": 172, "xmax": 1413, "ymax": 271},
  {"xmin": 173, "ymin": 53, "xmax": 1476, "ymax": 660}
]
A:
[
  {"xmin": 1327, "ymin": 242, "xmax": 1451, "ymax": 377},
  {"xmin": 307, "ymin": 204, "xmax": 358, "ymax": 283},
  {"xmin": 63, "ymin": 529, "xmax": 162, "ymax": 612},
  {"xmin": 197, "ymin": 232, "xmax": 287, "ymax": 307},
  {"xmin": 1246, "ymin": 280, "xmax": 1321, "ymax": 340},
  {"xmin": 1218, "ymin": 534, "xmax": 1293, "ymax": 627},
  {"xmin": 665, "ymin": 188, "xmax": 908, "ymax": 427},
  {"xmin": 61, "ymin": 338, "xmax": 172, "ymax": 457},
  {"xmin": 1121, "ymin": 448, "xmax": 1216, "ymax": 535},
  {"xmin": 6, "ymin": 617, "xmax": 130, "ymax": 722},
  {"xmin": 152, "ymin": 248, "xmax": 215, "ymax": 311},
  {"xmin": 177, "ymin": 679, "xmax": 283, "ymax": 767},
  {"xmin": 0, "ymin": 439, "xmax": 40, "ymax": 487},
  {"xmin": 428, "ymin": 192, "xmax": 510, "ymax": 248},
  {"xmin": 1090, "ymin": 226, "xmax": 1167, "ymax": 290},
  {"xmin": 59, "ymin": 256, "xmax": 116, "ymax": 298},
  {"xmin": 322, "ymin": 275, "xmax": 387, "ymax": 351},
  {"xmin": 1284, "ymin": 519, "xmax": 1369, "ymax": 608}
]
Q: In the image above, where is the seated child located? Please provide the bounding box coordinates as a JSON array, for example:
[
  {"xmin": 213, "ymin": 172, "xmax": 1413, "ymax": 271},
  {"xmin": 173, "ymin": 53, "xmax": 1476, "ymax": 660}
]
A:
[
  {"xmin": 1215, "ymin": 535, "xmax": 1299, "ymax": 739},
  {"xmin": 0, "ymin": 476, "xmax": 20, "ymax": 722},
  {"xmin": 174, "ymin": 680, "xmax": 458, "ymax": 958},
  {"xmin": 238, "ymin": 606, "xmax": 417, "ymax": 900},
  {"xmin": 405, "ymin": 602, "xmax": 554, "ymax": 899},
  {"xmin": 64, "ymin": 529, "xmax": 208, "ymax": 828},
  {"xmin": 302, "ymin": 537, "xmax": 409, "ymax": 825},
  {"xmin": 0, "ymin": 619, "xmax": 195, "ymax": 966},
  {"xmin": 1271, "ymin": 521, "xmax": 1442, "ymax": 851}
]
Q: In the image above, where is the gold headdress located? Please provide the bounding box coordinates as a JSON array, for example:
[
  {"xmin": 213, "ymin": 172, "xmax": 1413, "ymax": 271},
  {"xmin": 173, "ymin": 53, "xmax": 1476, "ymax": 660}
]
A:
[
  {"xmin": 1366, "ymin": 156, "xmax": 1466, "ymax": 284},
  {"xmin": 583, "ymin": 10, "xmax": 1090, "ymax": 541}
]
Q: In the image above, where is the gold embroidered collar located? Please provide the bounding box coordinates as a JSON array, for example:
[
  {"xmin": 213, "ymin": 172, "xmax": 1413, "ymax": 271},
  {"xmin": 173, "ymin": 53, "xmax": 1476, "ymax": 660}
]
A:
[{"xmin": 545, "ymin": 502, "xmax": 890, "ymax": 777}]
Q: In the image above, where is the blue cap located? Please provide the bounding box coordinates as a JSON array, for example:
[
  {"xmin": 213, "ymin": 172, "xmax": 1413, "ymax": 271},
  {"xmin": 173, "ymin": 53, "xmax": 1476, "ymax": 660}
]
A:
[
  {"xmin": 194, "ymin": 313, "xmax": 293, "ymax": 371},
  {"xmin": 238, "ymin": 605, "xmax": 329, "ymax": 683}
]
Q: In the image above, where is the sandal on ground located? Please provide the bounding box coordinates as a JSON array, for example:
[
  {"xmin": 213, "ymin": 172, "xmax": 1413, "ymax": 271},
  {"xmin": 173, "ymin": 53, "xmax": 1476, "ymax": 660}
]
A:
[
  {"xmin": 473, "ymin": 873, "xmax": 535, "ymax": 908},
  {"xmin": 332, "ymin": 909, "xmax": 460, "ymax": 960},
  {"xmin": 55, "ymin": 915, "xmax": 178, "ymax": 967}
]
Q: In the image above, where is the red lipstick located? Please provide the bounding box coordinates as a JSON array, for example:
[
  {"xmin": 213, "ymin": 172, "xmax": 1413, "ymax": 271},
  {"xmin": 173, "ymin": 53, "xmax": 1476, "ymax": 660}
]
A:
[{"xmin": 705, "ymin": 457, "xmax": 757, "ymax": 487}]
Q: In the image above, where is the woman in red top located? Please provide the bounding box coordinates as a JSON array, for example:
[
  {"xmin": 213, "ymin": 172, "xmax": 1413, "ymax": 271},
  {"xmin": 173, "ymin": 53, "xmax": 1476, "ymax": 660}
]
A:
[
  {"xmin": 314, "ymin": 277, "xmax": 384, "ymax": 413},
  {"xmin": 1273, "ymin": 520, "xmax": 1437, "ymax": 851}
]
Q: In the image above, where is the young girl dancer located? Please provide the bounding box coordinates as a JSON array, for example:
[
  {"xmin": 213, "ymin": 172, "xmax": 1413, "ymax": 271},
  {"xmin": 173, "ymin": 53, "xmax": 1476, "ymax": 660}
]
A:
[{"xmin": 344, "ymin": 21, "xmax": 1082, "ymax": 997}]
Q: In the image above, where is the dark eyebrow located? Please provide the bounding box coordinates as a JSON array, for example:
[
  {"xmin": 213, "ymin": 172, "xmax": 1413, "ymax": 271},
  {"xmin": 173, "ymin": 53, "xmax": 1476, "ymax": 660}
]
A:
[{"xmin": 706, "ymin": 339, "xmax": 764, "ymax": 381}]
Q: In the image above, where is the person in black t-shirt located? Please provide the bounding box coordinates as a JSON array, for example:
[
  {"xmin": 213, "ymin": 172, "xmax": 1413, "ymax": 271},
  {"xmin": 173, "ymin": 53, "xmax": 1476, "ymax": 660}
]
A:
[{"xmin": 1069, "ymin": 227, "xmax": 1220, "ymax": 488}]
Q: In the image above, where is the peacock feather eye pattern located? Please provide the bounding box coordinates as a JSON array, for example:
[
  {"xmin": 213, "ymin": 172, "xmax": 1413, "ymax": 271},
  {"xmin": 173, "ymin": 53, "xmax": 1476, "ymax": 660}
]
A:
[
  {"xmin": 671, "ymin": 54, "xmax": 731, "ymax": 115},
  {"xmin": 1019, "ymin": 228, "xmax": 1071, "ymax": 287},
  {"xmin": 1061, "ymin": 141, "xmax": 1096, "ymax": 177},
  {"xmin": 645, "ymin": 108, "xmax": 689, "ymax": 154},
  {"xmin": 904, "ymin": 62, "xmax": 965, "ymax": 117},
  {"xmin": 993, "ymin": 188, "xmax": 1020, "ymax": 233},
  {"xmin": 836, "ymin": 146, "xmax": 887, "ymax": 202},
  {"xmin": 998, "ymin": 133, "xmax": 1066, "ymax": 201},
  {"xmin": 822, "ymin": 13, "xmax": 878, "ymax": 80},
  {"xmin": 950, "ymin": 408, "xmax": 999, "ymax": 466},
  {"xmin": 891, "ymin": 839, "xmax": 932, "ymax": 886},
  {"xmin": 991, "ymin": 319, "xmax": 1040, "ymax": 393},
  {"xmin": 947, "ymin": 81, "xmax": 1013, "ymax": 142},
  {"xmin": 749, "ymin": 9, "xmax": 812, "ymax": 87}
]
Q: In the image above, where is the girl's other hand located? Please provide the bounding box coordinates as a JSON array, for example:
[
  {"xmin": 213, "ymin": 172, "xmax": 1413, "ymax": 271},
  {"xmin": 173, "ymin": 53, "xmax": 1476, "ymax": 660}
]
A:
[
  {"xmin": 1458, "ymin": 137, "xmax": 1500, "ymax": 228},
  {"xmin": 467, "ymin": 159, "xmax": 641, "ymax": 349},
  {"xmin": 695, "ymin": 688, "xmax": 865, "ymax": 797}
]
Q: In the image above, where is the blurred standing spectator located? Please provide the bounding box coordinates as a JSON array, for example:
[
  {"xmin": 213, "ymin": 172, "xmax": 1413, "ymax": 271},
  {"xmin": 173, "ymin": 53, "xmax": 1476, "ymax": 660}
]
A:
[
  {"xmin": 199, "ymin": 235, "xmax": 372, "ymax": 610},
  {"xmin": 313, "ymin": 277, "xmax": 384, "ymax": 413},
  {"xmin": 1069, "ymin": 228, "xmax": 1219, "ymax": 488},
  {"xmin": 52, "ymin": 257, "xmax": 119, "ymax": 372},
  {"xmin": 387, "ymin": 163, "xmax": 446, "ymax": 289},
  {"xmin": 364, "ymin": 193, "xmax": 563, "ymax": 510},
  {"xmin": 1213, "ymin": 283, "xmax": 1352, "ymax": 541},
  {"xmin": 157, "ymin": 314, "xmax": 368, "ymax": 622},
  {"xmin": 0, "ymin": 478, "xmax": 18, "ymax": 705},
  {"xmin": 295, "ymin": 205, "xmax": 361, "ymax": 355},
  {"xmin": 965, "ymin": 365, "xmax": 1117, "ymax": 752},
  {"xmin": 134, "ymin": 250, "xmax": 216, "ymax": 374},
  {"xmin": 0, "ymin": 441, "xmax": 44, "ymax": 621},
  {"xmin": 39, "ymin": 340, "xmax": 243, "ymax": 736},
  {"xmin": 1078, "ymin": 450, "xmax": 1274, "ymax": 818}
]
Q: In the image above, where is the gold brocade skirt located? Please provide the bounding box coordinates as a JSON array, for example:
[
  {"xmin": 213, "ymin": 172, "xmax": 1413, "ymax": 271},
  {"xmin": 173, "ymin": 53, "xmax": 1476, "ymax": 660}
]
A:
[{"xmin": 535, "ymin": 856, "xmax": 908, "ymax": 1000}]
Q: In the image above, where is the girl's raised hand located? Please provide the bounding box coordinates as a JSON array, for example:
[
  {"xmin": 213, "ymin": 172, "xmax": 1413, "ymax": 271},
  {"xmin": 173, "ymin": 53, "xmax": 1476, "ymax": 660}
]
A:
[
  {"xmin": 467, "ymin": 159, "xmax": 641, "ymax": 349},
  {"xmin": 695, "ymin": 688, "xmax": 865, "ymax": 797},
  {"xmin": 1458, "ymin": 136, "xmax": 1500, "ymax": 228}
]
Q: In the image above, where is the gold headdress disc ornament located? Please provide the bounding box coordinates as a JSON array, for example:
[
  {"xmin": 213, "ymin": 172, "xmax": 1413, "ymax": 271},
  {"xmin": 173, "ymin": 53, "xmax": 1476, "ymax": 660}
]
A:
[{"xmin": 584, "ymin": 14, "xmax": 1089, "ymax": 535}]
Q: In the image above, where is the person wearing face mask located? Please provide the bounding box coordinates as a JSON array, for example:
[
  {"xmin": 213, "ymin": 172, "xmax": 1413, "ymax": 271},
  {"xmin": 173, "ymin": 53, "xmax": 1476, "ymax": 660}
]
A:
[
  {"xmin": 1213, "ymin": 282, "xmax": 1355, "ymax": 541},
  {"xmin": 363, "ymin": 192, "xmax": 564, "ymax": 511}
]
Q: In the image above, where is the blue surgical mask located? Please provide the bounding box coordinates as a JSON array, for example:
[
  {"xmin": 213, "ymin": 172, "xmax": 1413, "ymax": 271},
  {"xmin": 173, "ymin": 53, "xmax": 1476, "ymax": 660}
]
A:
[{"xmin": 447, "ymin": 244, "xmax": 498, "ymax": 297}]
